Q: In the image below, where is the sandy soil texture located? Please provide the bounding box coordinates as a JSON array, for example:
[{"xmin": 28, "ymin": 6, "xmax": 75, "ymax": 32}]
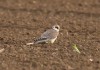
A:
[{"xmin": 0, "ymin": 0, "xmax": 100, "ymax": 70}]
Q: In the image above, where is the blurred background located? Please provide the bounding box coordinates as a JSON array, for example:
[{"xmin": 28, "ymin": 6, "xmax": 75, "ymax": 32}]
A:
[{"xmin": 0, "ymin": 0, "xmax": 100, "ymax": 70}]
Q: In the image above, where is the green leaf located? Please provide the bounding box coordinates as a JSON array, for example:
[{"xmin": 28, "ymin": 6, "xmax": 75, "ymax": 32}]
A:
[{"xmin": 72, "ymin": 44, "xmax": 80, "ymax": 53}]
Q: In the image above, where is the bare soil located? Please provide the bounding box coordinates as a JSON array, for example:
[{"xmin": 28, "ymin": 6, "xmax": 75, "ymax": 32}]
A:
[{"xmin": 0, "ymin": 0, "xmax": 100, "ymax": 70}]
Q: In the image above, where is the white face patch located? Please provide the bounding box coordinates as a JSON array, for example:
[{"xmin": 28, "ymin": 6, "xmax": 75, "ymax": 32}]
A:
[
  {"xmin": 52, "ymin": 25, "xmax": 60, "ymax": 32},
  {"xmin": 53, "ymin": 27, "xmax": 59, "ymax": 32}
]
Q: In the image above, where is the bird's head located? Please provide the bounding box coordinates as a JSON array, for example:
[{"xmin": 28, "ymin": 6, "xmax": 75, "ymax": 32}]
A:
[{"xmin": 52, "ymin": 24, "xmax": 60, "ymax": 31}]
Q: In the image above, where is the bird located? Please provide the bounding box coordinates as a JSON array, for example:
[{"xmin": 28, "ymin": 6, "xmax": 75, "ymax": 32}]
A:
[{"xmin": 26, "ymin": 24, "xmax": 60, "ymax": 45}]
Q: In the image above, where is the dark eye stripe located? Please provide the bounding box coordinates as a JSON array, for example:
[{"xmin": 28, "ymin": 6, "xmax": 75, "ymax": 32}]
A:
[{"xmin": 55, "ymin": 27, "xmax": 59, "ymax": 29}]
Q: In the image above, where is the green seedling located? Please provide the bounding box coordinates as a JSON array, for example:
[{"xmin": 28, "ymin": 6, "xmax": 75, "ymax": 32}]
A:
[{"xmin": 72, "ymin": 44, "xmax": 80, "ymax": 53}]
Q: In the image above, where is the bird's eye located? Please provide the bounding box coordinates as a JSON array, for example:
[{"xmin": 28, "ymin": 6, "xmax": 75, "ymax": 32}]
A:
[{"xmin": 55, "ymin": 26, "xmax": 59, "ymax": 29}]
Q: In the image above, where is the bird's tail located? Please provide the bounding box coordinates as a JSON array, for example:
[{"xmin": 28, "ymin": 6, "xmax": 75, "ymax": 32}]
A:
[
  {"xmin": 26, "ymin": 38, "xmax": 47, "ymax": 45},
  {"xmin": 26, "ymin": 42, "xmax": 34, "ymax": 45}
]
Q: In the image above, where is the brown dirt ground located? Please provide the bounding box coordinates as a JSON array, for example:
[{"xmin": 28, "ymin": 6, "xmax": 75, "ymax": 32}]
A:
[{"xmin": 0, "ymin": 0, "xmax": 100, "ymax": 70}]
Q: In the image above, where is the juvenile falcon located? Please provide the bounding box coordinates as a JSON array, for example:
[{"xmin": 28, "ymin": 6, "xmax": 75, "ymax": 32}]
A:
[{"xmin": 26, "ymin": 24, "xmax": 60, "ymax": 45}]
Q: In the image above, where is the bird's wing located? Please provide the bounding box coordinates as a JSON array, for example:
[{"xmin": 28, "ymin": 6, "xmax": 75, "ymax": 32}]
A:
[{"xmin": 41, "ymin": 29, "xmax": 59, "ymax": 39}]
